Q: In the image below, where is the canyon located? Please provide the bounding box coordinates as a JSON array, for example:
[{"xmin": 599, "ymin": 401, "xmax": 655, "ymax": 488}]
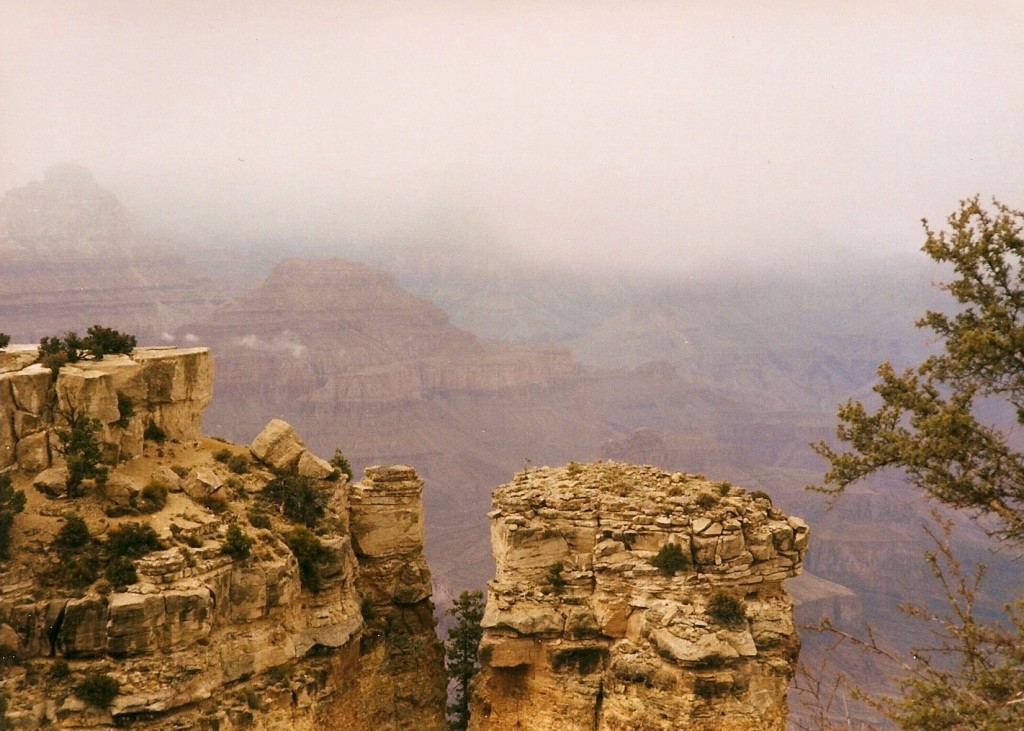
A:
[
  {"xmin": 1, "ymin": 165, "xmax": 1007, "ymax": 727},
  {"xmin": 0, "ymin": 345, "xmax": 803, "ymax": 729}
]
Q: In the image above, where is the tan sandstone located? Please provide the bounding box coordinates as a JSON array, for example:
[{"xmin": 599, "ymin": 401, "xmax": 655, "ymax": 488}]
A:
[{"xmin": 469, "ymin": 462, "xmax": 808, "ymax": 731}]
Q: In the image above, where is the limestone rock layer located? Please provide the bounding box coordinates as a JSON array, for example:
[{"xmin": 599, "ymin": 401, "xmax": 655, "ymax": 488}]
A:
[{"xmin": 470, "ymin": 462, "xmax": 808, "ymax": 731}]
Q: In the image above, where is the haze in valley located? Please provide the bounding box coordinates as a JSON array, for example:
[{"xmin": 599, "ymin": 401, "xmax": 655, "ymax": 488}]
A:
[{"xmin": 2, "ymin": 0, "xmax": 1022, "ymax": 273}]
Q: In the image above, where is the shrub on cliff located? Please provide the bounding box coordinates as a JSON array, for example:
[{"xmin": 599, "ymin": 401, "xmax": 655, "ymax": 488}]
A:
[
  {"xmin": 104, "ymin": 556, "xmax": 138, "ymax": 587},
  {"xmin": 74, "ymin": 672, "xmax": 120, "ymax": 708},
  {"xmin": 0, "ymin": 332, "xmax": 9, "ymax": 350},
  {"xmin": 545, "ymin": 561, "xmax": 566, "ymax": 594},
  {"xmin": 135, "ymin": 480, "xmax": 168, "ymax": 514},
  {"xmin": 707, "ymin": 592, "xmax": 747, "ymax": 629},
  {"xmin": 650, "ymin": 542, "xmax": 690, "ymax": 577},
  {"xmin": 54, "ymin": 411, "xmax": 107, "ymax": 498},
  {"xmin": 329, "ymin": 449, "xmax": 353, "ymax": 481},
  {"xmin": 51, "ymin": 515, "xmax": 101, "ymax": 588},
  {"xmin": 263, "ymin": 472, "xmax": 327, "ymax": 528},
  {"xmin": 227, "ymin": 454, "xmax": 250, "ymax": 474},
  {"xmin": 83, "ymin": 325, "xmax": 136, "ymax": 359},
  {"xmin": 37, "ymin": 326, "xmax": 135, "ymax": 369},
  {"xmin": 282, "ymin": 527, "xmax": 334, "ymax": 592},
  {"xmin": 221, "ymin": 523, "xmax": 253, "ymax": 561},
  {"xmin": 105, "ymin": 522, "xmax": 160, "ymax": 559},
  {"xmin": 54, "ymin": 513, "xmax": 92, "ymax": 552},
  {"xmin": 0, "ymin": 474, "xmax": 26, "ymax": 561},
  {"xmin": 445, "ymin": 590, "xmax": 485, "ymax": 731}
]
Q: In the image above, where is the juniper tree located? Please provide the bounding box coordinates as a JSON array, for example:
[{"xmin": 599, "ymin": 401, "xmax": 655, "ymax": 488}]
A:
[
  {"xmin": 55, "ymin": 411, "xmax": 107, "ymax": 498},
  {"xmin": 812, "ymin": 197, "xmax": 1024, "ymax": 728},
  {"xmin": 445, "ymin": 590, "xmax": 485, "ymax": 731}
]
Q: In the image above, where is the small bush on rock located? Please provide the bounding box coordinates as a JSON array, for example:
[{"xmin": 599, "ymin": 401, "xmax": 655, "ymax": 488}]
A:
[
  {"xmin": 105, "ymin": 522, "xmax": 160, "ymax": 559},
  {"xmin": 283, "ymin": 527, "xmax": 334, "ymax": 593},
  {"xmin": 55, "ymin": 413, "xmax": 107, "ymax": 498},
  {"xmin": 263, "ymin": 472, "xmax": 327, "ymax": 528},
  {"xmin": 83, "ymin": 325, "xmax": 136, "ymax": 359},
  {"xmin": 54, "ymin": 513, "xmax": 92, "ymax": 552},
  {"xmin": 47, "ymin": 659, "xmax": 71, "ymax": 683},
  {"xmin": 0, "ymin": 474, "xmax": 26, "ymax": 560},
  {"xmin": 651, "ymin": 542, "xmax": 690, "ymax": 576},
  {"xmin": 104, "ymin": 556, "xmax": 138, "ymax": 586},
  {"xmin": 695, "ymin": 493, "xmax": 718, "ymax": 509},
  {"xmin": 707, "ymin": 592, "xmax": 747, "ymax": 629},
  {"xmin": 329, "ymin": 449, "xmax": 353, "ymax": 481},
  {"xmin": 546, "ymin": 561, "xmax": 566, "ymax": 594},
  {"xmin": 0, "ymin": 333, "xmax": 9, "ymax": 350},
  {"xmin": 248, "ymin": 510, "xmax": 272, "ymax": 529},
  {"xmin": 75, "ymin": 672, "xmax": 120, "ymax": 708},
  {"xmin": 221, "ymin": 524, "xmax": 253, "ymax": 561},
  {"xmin": 135, "ymin": 481, "xmax": 168, "ymax": 513},
  {"xmin": 227, "ymin": 454, "xmax": 250, "ymax": 474}
]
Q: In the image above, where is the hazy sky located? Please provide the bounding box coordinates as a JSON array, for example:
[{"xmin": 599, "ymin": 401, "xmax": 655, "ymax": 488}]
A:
[{"xmin": 2, "ymin": 1, "xmax": 1022, "ymax": 270}]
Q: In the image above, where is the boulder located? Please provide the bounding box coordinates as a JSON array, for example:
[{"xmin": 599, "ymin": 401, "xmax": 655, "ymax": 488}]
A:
[
  {"xmin": 297, "ymin": 450, "xmax": 334, "ymax": 479},
  {"xmin": 104, "ymin": 474, "xmax": 140, "ymax": 506},
  {"xmin": 33, "ymin": 467, "xmax": 68, "ymax": 498},
  {"xmin": 250, "ymin": 419, "xmax": 306, "ymax": 472},
  {"xmin": 0, "ymin": 623, "xmax": 22, "ymax": 659},
  {"xmin": 150, "ymin": 465, "xmax": 183, "ymax": 492},
  {"xmin": 182, "ymin": 468, "xmax": 224, "ymax": 501}
]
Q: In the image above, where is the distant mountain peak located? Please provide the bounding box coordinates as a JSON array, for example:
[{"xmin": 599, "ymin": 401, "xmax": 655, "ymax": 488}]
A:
[{"xmin": 0, "ymin": 163, "xmax": 143, "ymax": 257}]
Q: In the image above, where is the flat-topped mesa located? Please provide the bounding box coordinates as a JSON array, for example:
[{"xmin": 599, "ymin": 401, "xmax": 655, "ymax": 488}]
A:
[
  {"xmin": 470, "ymin": 461, "xmax": 809, "ymax": 731},
  {"xmin": 0, "ymin": 346, "xmax": 213, "ymax": 471}
]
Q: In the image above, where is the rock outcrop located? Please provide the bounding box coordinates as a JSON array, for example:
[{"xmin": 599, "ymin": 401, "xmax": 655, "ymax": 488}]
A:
[
  {"xmin": 0, "ymin": 346, "xmax": 212, "ymax": 471},
  {"xmin": 0, "ymin": 347, "xmax": 446, "ymax": 730},
  {"xmin": 470, "ymin": 462, "xmax": 808, "ymax": 731}
]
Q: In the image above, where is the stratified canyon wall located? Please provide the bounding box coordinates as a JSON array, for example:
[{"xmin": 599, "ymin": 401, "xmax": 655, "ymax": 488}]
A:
[
  {"xmin": 470, "ymin": 462, "xmax": 808, "ymax": 731},
  {"xmin": 0, "ymin": 347, "xmax": 445, "ymax": 730}
]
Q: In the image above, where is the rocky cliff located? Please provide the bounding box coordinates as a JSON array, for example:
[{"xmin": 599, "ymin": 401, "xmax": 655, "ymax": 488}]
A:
[
  {"xmin": 470, "ymin": 462, "xmax": 808, "ymax": 731},
  {"xmin": 1, "ymin": 346, "xmax": 213, "ymax": 472},
  {"xmin": 0, "ymin": 347, "xmax": 445, "ymax": 729}
]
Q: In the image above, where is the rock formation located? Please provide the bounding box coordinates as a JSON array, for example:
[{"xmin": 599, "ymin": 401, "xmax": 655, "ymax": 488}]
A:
[
  {"xmin": 470, "ymin": 462, "xmax": 808, "ymax": 731},
  {"xmin": 1, "ymin": 346, "xmax": 212, "ymax": 471},
  {"xmin": 0, "ymin": 347, "xmax": 446, "ymax": 730}
]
